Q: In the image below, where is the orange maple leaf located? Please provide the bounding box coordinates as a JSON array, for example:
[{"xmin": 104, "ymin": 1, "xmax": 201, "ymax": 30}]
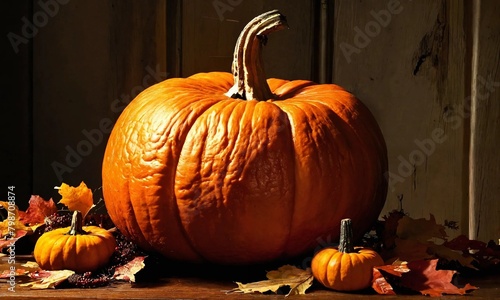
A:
[{"xmin": 56, "ymin": 182, "xmax": 95, "ymax": 217}]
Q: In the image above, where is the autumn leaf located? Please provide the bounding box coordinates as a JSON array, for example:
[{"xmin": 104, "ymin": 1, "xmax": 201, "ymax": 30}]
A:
[
  {"xmin": 0, "ymin": 268, "xmax": 29, "ymax": 278},
  {"xmin": 444, "ymin": 234, "xmax": 487, "ymax": 252},
  {"xmin": 397, "ymin": 214, "xmax": 447, "ymax": 243},
  {"xmin": 19, "ymin": 195, "xmax": 57, "ymax": 226},
  {"xmin": 0, "ymin": 201, "xmax": 30, "ymax": 233},
  {"xmin": 372, "ymin": 268, "xmax": 396, "ymax": 295},
  {"xmin": 0, "ymin": 230, "xmax": 29, "ymax": 250},
  {"xmin": 399, "ymin": 259, "xmax": 478, "ymax": 297},
  {"xmin": 0, "ymin": 196, "xmax": 57, "ymax": 249},
  {"xmin": 0, "ymin": 256, "xmax": 40, "ymax": 287},
  {"xmin": 443, "ymin": 235, "xmax": 499, "ymax": 271},
  {"xmin": 56, "ymin": 182, "xmax": 95, "ymax": 217},
  {"xmin": 372, "ymin": 260, "xmax": 409, "ymax": 295},
  {"xmin": 381, "ymin": 213, "xmax": 479, "ymax": 270},
  {"xmin": 391, "ymin": 238, "xmax": 434, "ymax": 262},
  {"xmin": 375, "ymin": 259, "xmax": 410, "ymax": 277},
  {"xmin": 227, "ymin": 265, "xmax": 313, "ymax": 297},
  {"xmin": 21, "ymin": 270, "xmax": 75, "ymax": 289},
  {"xmin": 22, "ymin": 261, "xmax": 41, "ymax": 269},
  {"xmin": 372, "ymin": 259, "xmax": 477, "ymax": 296},
  {"xmin": 114, "ymin": 256, "xmax": 147, "ymax": 283},
  {"xmin": 0, "ymin": 202, "xmax": 32, "ymax": 249},
  {"xmin": 381, "ymin": 209, "xmax": 406, "ymax": 250},
  {"xmin": 428, "ymin": 244, "xmax": 477, "ymax": 270}
]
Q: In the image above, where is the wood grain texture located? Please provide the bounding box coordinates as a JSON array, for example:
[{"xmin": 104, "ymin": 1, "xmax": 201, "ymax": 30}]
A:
[
  {"xmin": 180, "ymin": 0, "xmax": 315, "ymax": 80},
  {"xmin": 32, "ymin": 1, "xmax": 167, "ymax": 200},
  {"xmin": 332, "ymin": 0, "xmax": 467, "ymax": 237},
  {"xmin": 13, "ymin": 0, "xmax": 500, "ymax": 242},
  {"xmin": 0, "ymin": 274, "xmax": 498, "ymax": 299},
  {"xmin": 469, "ymin": 0, "xmax": 500, "ymax": 242}
]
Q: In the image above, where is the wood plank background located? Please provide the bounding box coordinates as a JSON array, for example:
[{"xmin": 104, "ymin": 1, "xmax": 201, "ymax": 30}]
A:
[
  {"xmin": 333, "ymin": 0, "xmax": 468, "ymax": 237},
  {"xmin": 2, "ymin": 0, "xmax": 499, "ymax": 242},
  {"xmin": 469, "ymin": 0, "xmax": 500, "ymax": 242}
]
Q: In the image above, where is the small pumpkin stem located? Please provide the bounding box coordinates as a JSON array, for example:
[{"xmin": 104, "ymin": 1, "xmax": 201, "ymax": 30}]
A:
[
  {"xmin": 225, "ymin": 10, "xmax": 288, "ymax": 101},
  {"xmin": 338, "ymin": 218, "xmax": 355, "ymax": 253},
  {"xmin": 67, "ymin": 210, "xmax": 88, "ymax": 235}
]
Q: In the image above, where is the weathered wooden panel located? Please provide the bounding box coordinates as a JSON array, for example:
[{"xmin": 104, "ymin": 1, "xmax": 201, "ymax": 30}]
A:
[
  {"xmin": 32, "ymin": 0, "xmax": 168, "ymax": 200},
  {"xmin": 469, "ymin": 0, "xmax": 500, "ymax": 242},
  {"xmin": 15, "ymin": 0, "xmax": 500, "ymax": 242},
  {"xmin": 181, "ymin": 0, "xmax": 315, "ymax": 80},
  {"xmin": 1, "ymin": 1, "xmax": 33, "ymax": 209},
  {"xmin": 332, "ymin": 0, "xmax": 467, "ymax": 237}
]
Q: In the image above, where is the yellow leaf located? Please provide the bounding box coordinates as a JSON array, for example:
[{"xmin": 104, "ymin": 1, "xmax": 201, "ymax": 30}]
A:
[
  {"xmin": 22, "ymin": 261, "xmax": 40, "ymax": 269},
  {"xmin": 227, "ymin": 265, "xmax": 313, "ymax": 297},
  {"xmin": 56, "ymin": 182, "xmax": 95, "ymax": 217},
  {"xmin": 20, "ymin": 270, "xmax": 75, "ymax": 289},
  {"xmin": 0, "ymin": 201, "xmax": 31, "ymax": 237}
]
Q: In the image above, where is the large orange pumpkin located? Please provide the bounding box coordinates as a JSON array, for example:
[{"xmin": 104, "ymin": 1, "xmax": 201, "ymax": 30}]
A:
[{"xmin": 102, "ymin": 10, "xmax": 387, "ymax": 265}]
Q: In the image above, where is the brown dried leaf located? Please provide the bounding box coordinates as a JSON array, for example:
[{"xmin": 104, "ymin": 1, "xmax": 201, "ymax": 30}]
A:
[
  {"xmin": 22, "ymin": 261, "xmax": 41, "ymax": 270},
  {"xmin": 113, "ymin": 256, "xmax": 146, "ymax": 282},
  {"xmin": 400, "ymin": 259, "xmax": 478, "ymax": 297},
  {"xmin": 428, "ymin": 244, "xmax": 478, "ymax": 270},
  {"xmin": 381, "ymin": 210, "xmax": 406, "ymax": 250},
  {"xmin": 397, "ymin": 214, "xmax": 447, "ymax": 243},
  {"xmin": 392, "ymin": 238, "xmax": 434, "ymax": 262},
  {"xmin": 227, "ymin": 265, "xmax": 313, "ymax": 297},
  {"xmin": 21, "ymin": 270, "xmax": 75, "ymax": 289},
  {"xmin": 444, "ymin": 235, "xmax": 500, "ymax": 271},
  {"xmin": 57, "ymin": 182, "xmax": 95, "ymax": 217},
  {"xmin": 444, "ymin": 234, "xmax": 486, "ymax": 252}
]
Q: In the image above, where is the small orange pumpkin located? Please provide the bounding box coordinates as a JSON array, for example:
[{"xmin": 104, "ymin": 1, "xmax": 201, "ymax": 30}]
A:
[
  {"xmin": 34, "ymin": 211, "xmax": 116, "ymax": 273},
  {"xmin": 311, "ymin": 218, "xmax": 384, "ymax": 291},
  {"xmin": 102, "ymin": 10, "xmax": 387, "ymax": 265}
]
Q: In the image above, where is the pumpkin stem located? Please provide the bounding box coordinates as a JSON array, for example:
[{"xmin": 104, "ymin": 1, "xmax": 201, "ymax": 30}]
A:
[
  {"xmin": 225, "ymin": 10, "xmax": 288, "ymax": 101},
  {"xmin": 67, "ymin": 210, "xmax": 88, "ymax": 235},
  {"xmin": 338, "ymin": 218, "xmax": 355, "ymax": 253}
]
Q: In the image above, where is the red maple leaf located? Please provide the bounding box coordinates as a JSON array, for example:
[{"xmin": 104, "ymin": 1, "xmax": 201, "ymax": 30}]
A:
[
  {"xmin": 19, "ymin": 195, "xmax": 57, "ymax": 226},
  {"xmin": 372, "ymin": 262, "xmax": 409, "ymax": 295},
  {"xmin": 400, "ymin": 259, "xmax": 477, "ymax": 297},
  {"xmin": 372, "ymin": 259, "xmax": 477, "ymax": 297}
]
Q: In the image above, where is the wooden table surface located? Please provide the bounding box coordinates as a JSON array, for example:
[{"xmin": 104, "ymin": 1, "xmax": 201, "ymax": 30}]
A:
[{"xmin": 1, "ymin": 273, "xmax": 498, "ymax": 299}]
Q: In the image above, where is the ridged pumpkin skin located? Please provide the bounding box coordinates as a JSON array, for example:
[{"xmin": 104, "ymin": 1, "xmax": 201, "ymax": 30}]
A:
[
  {"xmin": 101, "ymin": 11, "xmax": 387, "ymax": 265},
  {"xmin": 34, "ymin": 212, "xmax": 116, "ymax": 273},
  {"xmin": 311, "ymin": 219, "xmax": 384, "ymax": 291},
  {"xmin": 311, "ymin": 246, "xmax": 384, "ymax": 291}
]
